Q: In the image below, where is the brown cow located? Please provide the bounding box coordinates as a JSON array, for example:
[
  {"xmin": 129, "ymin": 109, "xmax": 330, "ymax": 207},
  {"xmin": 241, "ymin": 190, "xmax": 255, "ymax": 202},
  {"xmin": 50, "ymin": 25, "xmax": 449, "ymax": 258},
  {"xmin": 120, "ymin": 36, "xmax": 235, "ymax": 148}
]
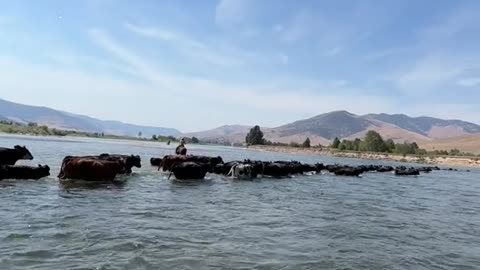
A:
[
  {"xmin": 58, "ymin": 158, "xmax": 124, "ymax": 181},
  {"xmin": 159, "ymin": 155, "xmax": 188, "ymax": 171}
]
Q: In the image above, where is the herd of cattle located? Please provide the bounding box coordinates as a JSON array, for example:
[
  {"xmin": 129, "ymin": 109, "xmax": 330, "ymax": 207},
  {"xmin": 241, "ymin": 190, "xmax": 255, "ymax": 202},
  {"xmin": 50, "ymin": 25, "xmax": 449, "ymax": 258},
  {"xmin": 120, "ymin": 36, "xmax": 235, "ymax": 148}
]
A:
[
  {"xmin": 150, "ymin": 155, "xmax": 457, "ymax": 180},
  {"xmin": 0, "ymin": 144, "xmax": 464, "ymax": 182}
]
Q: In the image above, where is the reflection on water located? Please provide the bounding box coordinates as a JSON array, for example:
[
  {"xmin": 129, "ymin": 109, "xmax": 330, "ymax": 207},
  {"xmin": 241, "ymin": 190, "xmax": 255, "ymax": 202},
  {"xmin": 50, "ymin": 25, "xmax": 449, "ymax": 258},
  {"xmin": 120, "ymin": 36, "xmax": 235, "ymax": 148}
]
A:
[{"xmin": 1, "ymin": 134, "xmax": 480, "ymax": 270}]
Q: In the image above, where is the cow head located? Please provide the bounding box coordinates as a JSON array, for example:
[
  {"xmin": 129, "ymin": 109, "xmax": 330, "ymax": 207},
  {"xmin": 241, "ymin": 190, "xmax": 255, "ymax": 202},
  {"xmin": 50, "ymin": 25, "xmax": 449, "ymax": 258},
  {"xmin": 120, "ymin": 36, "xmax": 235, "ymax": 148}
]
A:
[
  {"xmin": 14, "ymin": 145, "xmax": 33, "ymax": 160},
  {"xmin": 127, "ymin": 155, "xmax": 142, "ymax": 168}
]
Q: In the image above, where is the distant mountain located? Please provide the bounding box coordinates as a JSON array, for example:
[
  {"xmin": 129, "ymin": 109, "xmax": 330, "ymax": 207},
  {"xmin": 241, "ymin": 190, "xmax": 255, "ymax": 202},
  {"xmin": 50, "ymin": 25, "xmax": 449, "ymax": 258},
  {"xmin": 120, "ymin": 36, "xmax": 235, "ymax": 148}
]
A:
[
  {"xmin": 365, "ymin": 113, "xmax": 480, "ymax": 139},
  {"xmin": 0, "ymin": 98, "xmax": 180, "ymax": 137},
  {"xmin": 275, "ymin": 111, "xmax": 371, "ymax": 140},
  {"xmin": 183, "ymin": 125, "xmax": 252, "ymax": 144},
  {"xmin": 188, "ymin": 111, "xmax": 480, "ymax": 145}
]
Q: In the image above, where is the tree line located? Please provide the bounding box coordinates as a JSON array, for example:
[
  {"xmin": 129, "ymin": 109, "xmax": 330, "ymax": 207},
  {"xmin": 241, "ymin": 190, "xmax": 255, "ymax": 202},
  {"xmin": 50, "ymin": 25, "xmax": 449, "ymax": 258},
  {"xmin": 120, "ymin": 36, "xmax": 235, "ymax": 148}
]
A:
[
  {"xmin": 245, "ymin": 125, "xmax": 478, "ymax": 157},
  {"xmin": 245, "ymin": 125, "xmax": 313, "ymax": 148},
  {"xmin": 330, "ymin": 130, "xmax": 424, "ymax": 155},
  {"xmin": 150, "ymin": 135, "xmax": 200, "ymax": 144}
]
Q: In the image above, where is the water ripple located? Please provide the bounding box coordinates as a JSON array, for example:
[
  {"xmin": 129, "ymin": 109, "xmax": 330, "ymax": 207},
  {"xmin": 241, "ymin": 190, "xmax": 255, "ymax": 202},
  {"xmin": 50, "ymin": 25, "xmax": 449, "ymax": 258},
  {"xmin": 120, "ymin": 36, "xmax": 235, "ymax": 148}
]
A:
[{"xmin": 1, "ymin": 135, "xmax": 480, "ymax": 270}]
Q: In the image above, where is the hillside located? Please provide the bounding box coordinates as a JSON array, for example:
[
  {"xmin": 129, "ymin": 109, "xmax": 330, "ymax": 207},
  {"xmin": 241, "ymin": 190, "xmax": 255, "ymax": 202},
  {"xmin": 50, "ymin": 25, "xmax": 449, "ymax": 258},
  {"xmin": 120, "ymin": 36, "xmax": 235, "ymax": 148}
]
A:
[
  {"xmin": 0, "ymin": 98, "xmax": 180, "ymax": 137},
  {"xmin": 275, "ymin": 111, "xmax": 371, "ymax": 140},
  {"xmin": 365, "ymin": 113, "xmax": 480, "ymax": 139},
  {"xmin": 420, "ymin": 134, "xmax": 480, "ymax": 154},
  {"xmin": 189, "ymin": 111, "xmax": 480, "ymax": 146},
  {"xmin": 3, "ymin": 98, "xmax": 479, "ymax": 149},
  {"xmin": 184, "ymin": 125, "xmax": 252, "ymax": 144}
]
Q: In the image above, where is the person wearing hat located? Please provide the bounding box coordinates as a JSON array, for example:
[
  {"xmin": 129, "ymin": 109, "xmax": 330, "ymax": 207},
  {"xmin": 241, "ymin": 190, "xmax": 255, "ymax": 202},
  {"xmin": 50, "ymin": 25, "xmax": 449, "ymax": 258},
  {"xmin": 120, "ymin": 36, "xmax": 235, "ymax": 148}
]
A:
[{"xmin": 175, "ymin": 138, "xmax": 187, "ymax": 155}]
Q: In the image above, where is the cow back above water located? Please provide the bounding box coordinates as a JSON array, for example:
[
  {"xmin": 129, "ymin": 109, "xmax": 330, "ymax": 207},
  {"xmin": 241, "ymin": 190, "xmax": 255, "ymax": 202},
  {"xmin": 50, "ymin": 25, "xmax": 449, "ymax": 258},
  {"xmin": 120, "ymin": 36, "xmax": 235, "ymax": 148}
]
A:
[
  {"xmin": 99, "ymin": 154, "xmax": 141, "ymax": 173},
  {"xmin": 171, "ymin": 162, "xmax": 209, "ymax": 180},
  {"xmin": 58, "ymin": 158, "xmax": 124, "ymax": 181},
  {"xmin": 0, "ymin": 164, "xmax": 50, "ymax": 180}
]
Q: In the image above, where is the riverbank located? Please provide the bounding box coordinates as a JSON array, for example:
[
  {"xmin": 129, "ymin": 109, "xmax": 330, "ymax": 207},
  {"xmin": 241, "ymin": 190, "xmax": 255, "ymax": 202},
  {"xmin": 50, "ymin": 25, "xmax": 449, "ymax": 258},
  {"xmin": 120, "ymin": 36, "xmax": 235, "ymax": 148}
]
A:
[{"xmin": 248, "ymin": 145, "xmax": 480, "ymax": 168}]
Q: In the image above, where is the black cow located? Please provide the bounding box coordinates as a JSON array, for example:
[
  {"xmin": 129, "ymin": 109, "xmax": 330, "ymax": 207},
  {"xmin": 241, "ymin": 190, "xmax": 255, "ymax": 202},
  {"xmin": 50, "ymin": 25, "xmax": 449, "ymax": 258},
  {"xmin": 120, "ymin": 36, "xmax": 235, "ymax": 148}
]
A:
[
  {"xmin": 0, "ymin": 145, "xmax": 34, "ymax": 165},
  {"xmin": 332, "ymin": 166, "xmax": 364, "ymax": 177},
  {"xmin": 395, "ymin": 167, "xmax": 420, "ymax": 176},
  {"xmin": 262, "ymin": 162, "xmax": 292, "ymax": 177},
  {"xmin": 0, "ymin": 165, "xmax": 50, "ymax": 180},
  {"xmin": 161, "ymin": 155, "xmax": 223, "ymax": 172},
  {"xmin": 99, "ymin": 154, "xmax": 141, "ymax": 174},
  {"xmin": 376, "ymin": 165, "xmax": 394, "ymax": 172},
  {"xmin": 150, "ymin": 157, "xmax": 162, "ymax": 166},
  {"xmin": 170, "ymin": 162, "xmax": 209, "ymax": 180}
]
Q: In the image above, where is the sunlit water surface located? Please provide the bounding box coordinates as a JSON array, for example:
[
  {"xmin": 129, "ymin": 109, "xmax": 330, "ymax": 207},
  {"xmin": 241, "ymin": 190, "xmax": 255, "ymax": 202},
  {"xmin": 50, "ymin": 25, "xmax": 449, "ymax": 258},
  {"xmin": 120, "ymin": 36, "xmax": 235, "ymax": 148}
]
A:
[{"xmin": 1, "ymin": 135, "xmax": 479, "ymax": 270}]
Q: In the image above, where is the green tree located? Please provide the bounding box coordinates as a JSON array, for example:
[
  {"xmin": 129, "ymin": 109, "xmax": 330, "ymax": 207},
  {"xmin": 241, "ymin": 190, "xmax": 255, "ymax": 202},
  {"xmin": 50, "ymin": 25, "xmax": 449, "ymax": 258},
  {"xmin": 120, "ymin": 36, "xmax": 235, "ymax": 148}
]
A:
[
  {"xmin": 449, "ymin": 148, "xmax": 461, "ymax": 156},
  {"xmin": 364, "ymin": 130, "xmax": 387, "ymax": 152},
  {"xmin": 332, "ymin": 137, "xmax": 340, "ymax": 148},
  {"xmin": 289, "ymin": 141, "xmax": 300, "ymax": 147},
  {"xmin": 353, "ymin": 138, "xmax": 362, "ymax": 151},
  {"xmin": 191, "ymin": 136, "xmax": 200, "ymax": 144},
  {"xmin": 152, "ymin": 134, "xmax": 157, "ymax": 140},
  {"xmin": 302, "ymin": 137, "xmax": 311, "ymax": 148},
  {"xmin": 138, "ymin": 131, "xmax": 142, "ymax": 138},
  {"xmin": 39, "ymin": 125, "xmax": 49, "ymax": 134},
  {"xmin": 385, "ymin": 139, "xmax": 395, "ymax": 152},
  {"xmin": 245, "ymin": 125, "xmax": 265, "ymax": 145}
]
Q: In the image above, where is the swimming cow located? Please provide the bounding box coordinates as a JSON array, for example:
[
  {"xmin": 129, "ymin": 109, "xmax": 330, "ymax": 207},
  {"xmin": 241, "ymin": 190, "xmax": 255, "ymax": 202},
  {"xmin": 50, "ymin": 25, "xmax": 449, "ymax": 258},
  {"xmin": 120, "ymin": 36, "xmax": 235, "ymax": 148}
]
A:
[
  {"xmin": 150, "ymin": 157, "xmax": 162, "ymax": 166},
  {"xmin": 159, "ymin": 155, "xmax": 223, "ymax": 172},
  {"xmin": 58, "ymin": 157, "xmax": 125, "ymax": 181},
  {"xmin": 57, "ymin": 153, "xmax": 141, "ymax": 181},
  {"xmin": 98, "ymin": 153, "xmax": 141, "ymax": 174},
  {"xmin": 0, "ymin": 145, "xmax": 34, "ymax": 165},
  {"xmin": 170, "ymin": 161, "xmax": 209, "ymax": 180},
  {"xmin": 0, "ymin": 165, "xmax": 50, "ymax": 180}
]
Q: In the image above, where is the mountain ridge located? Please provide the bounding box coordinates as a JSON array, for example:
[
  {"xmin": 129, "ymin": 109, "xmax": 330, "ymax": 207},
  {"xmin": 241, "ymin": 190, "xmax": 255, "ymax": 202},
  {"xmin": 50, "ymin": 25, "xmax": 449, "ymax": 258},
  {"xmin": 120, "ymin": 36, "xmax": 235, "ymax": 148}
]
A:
[
  {"xmin": 0, "ymin": 98, "xmax": 180, "ymax": 137},
  {"xmin": 186, "ymin": 111, "xmax": 480, "ymax": 145},
  {"xmin": 1, "ymin": 98, "xmax": 479, "ymax": 146}
]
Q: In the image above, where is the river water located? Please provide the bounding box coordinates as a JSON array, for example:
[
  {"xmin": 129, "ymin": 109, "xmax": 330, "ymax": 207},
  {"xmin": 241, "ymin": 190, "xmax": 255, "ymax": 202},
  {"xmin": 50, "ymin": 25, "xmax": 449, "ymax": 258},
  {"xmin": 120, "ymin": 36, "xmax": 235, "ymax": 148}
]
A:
[{"xmin": 1, "ymin": 135, "xmax": 479, "ymax": 270}]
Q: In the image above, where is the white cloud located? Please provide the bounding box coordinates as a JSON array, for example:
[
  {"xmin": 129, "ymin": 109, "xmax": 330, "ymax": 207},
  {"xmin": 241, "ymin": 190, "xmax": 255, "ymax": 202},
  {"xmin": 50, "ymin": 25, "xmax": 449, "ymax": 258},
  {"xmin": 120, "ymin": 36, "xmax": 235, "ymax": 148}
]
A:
[
  {"xmin": 326, "ymin": 46, "xmax": 343, "ymax": 57},
  {"xmin": 279, "ymin": 53, "xmax": 288, "ymax": 65},
  {"xmin": 394, "ymin": 54, "xmax": 479, "ymax": 94},
  {"xmin": 278, "ymin": 10, "xmax": 313, "ymax": 43},
  {"xmin": 406, "ymin": 103, "xmax": 480, "ymax": 124},
  {"xmin": 125, "ymin": 23, "xmax": 206, "ymax": 49},
  {"xmin": 457, "ymin": 78, "xmax": 480, "ymax": 87},
  {"xmin": 125, "ymin": 23, "xmax": 251, "ymax": 67},
  {"xmin": 86, "ymin": 30, "xmax": 399, "ymax": 127},
  {"xmin": 107, "ymin": 31, "xmax": 392, "ymax": 103},
  {"xmin": 273, "ymin": 24, "xmax": 284, "ymax": 33},
  {"xmin": 362, "ymin": 47, "xmax": 406, "ymax": 61},
  {"xmin": 215, "ymin": 0, "xmax": 252, "ymax": 27},
  {"xmin": 419, "ymin": 3, "xmax": 480, "ymax": 42}
]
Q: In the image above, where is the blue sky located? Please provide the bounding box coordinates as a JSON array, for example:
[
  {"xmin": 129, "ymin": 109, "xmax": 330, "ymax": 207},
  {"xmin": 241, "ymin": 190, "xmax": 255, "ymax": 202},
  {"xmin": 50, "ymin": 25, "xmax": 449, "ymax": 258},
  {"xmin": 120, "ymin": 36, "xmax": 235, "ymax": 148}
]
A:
[{"xmin": 0, "ymin": 0, "xmax": 479, "ymax": 132}]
